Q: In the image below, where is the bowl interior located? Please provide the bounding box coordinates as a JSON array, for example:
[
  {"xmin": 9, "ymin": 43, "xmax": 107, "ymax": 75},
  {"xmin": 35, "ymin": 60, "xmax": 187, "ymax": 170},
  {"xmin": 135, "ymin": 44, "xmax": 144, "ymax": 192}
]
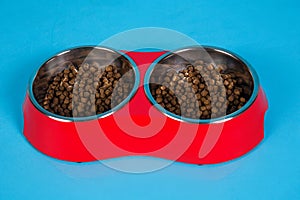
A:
[
  {"xmin": 146, "ymin": 47, "xmax": 257, "ymax": 122},
  {"xmin": 31, "ymin": 47, "xmax": 137, "ymax": 119}
]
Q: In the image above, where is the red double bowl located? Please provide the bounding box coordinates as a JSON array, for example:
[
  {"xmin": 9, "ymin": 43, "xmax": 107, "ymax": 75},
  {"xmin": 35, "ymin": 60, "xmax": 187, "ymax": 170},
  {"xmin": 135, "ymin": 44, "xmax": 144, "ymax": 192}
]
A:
[{"xmin": 23, "ymin": 46, "xmax": 268, "ymax": 164}]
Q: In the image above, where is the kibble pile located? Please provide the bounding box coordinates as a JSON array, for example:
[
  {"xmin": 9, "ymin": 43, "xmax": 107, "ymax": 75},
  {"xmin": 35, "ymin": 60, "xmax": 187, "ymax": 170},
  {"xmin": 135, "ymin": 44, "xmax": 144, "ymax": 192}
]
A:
[
  {"xmin": 41, "ymin": 62, "xmax": 135, "ymax": 117},
  {"xmin": 150, "ymin": 60, "xmax": 253, "ymax": 119}
]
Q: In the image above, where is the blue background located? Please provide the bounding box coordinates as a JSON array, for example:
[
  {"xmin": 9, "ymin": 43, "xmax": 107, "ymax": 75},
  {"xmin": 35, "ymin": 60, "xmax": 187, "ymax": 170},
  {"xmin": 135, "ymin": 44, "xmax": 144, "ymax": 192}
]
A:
[{"xmin": 0, "ymin": 0, "xmax": 300, "ymax": 199}]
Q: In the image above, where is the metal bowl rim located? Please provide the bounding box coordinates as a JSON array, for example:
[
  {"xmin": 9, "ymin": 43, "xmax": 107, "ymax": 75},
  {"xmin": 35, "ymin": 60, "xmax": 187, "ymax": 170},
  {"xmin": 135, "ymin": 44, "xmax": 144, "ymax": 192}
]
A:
[
  {"xmin": 143, "ymin": 45, "xmax": 260, "ymax": 124},
  {"xmin": 28, "ymin": 45, "xmax": 140, "ymax": 122}
]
